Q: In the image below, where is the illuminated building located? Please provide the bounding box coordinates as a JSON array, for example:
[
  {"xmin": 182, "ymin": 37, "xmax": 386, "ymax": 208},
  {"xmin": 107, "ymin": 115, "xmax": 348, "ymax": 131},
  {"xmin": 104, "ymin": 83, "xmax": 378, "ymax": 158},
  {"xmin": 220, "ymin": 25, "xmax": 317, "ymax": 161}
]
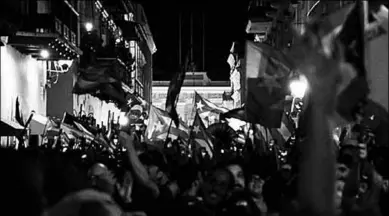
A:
[{"xmin": 152, "ymin": 72, "xmax": 232, "ymax": 124}]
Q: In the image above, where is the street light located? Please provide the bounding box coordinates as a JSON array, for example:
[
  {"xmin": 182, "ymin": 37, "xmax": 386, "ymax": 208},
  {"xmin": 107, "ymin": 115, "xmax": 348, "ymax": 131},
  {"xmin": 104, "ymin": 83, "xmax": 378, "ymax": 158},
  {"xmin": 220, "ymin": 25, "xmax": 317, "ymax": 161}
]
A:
[
  {"xmin": 40, "ymin": 49, "xmax": 50, "ymax": 59},
  {"xmin": 85, "ymin": 22, "xmax": 93, "ymax": 32},
  {"xmin": 289, "ymin": 75, "xmax": 308, "ymax": 98},
  {"xmin": 119, "ymin": 112, "xmax": 129, "ymax": 126}
]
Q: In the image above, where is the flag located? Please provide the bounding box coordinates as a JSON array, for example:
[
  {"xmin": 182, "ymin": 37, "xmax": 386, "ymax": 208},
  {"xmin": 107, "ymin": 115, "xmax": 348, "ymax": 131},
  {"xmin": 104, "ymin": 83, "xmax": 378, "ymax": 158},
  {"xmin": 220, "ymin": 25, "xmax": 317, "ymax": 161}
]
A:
[
  {"xmin": 269, "ymin": 113, "xmax": 295, "ymax": 147},
  {"xmin": 245, "ymin": 41, "xmax": 292, "ymax": 128},
  {"xmin": 145, "ymin": 106, "xmax": 189, "ymax": 142},
  {"xmin": 60, "ymin": 113, "xmax": 84, "ymax": 139},
  {"xmin": 190, "ymin": 112, "xmax": 213, "ymax": 158},
  {"xmin": 126, "ymin": 93, "xmax": 141, "ymax": 108},
  {"xmin": 366, "ymin": 5, "xmax": 388, "ymax": 112},
  {"xmin": 73, "ymin": 66, "xmax": 117, "ymax": 94},
  {"xmin": 46, "ymin": 118, "xmax": 60, "ymax": 138},
  {"xmin": 29, "ymin": 113, "xmax": 49, "ymax": 135},
  {"xmin": 220, "ymin": 107, "xmax": 247, "ymax": 121},
  {"xmin": 335, "ymin": 0, "xmax": 370, "ymax": 121},
  {"xmin": 165, "ymin": 55, "xmax": 188, "ymax": 128},
  {"xmin": 227, "ymin": 42, "xmax": 237, "ymax": 69},
  {"xmin": 194, "ymin": 91, "xmax": 229, "ymax": 118},
  {"xmin": 15, "ymin": 97, "xmax": 24, "ymax": 126},
  {"xmin": 73, "ymin": 121, "xmax": 95, "ymax": 142}
]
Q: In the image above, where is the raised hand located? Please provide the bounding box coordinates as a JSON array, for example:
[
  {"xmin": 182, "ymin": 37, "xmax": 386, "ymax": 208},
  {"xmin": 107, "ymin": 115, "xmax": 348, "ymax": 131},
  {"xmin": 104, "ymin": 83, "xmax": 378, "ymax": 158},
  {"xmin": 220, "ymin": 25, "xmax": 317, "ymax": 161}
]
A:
[{"xmin": 119, "ymin": 131, "xmax": 135, "ymax": 150}]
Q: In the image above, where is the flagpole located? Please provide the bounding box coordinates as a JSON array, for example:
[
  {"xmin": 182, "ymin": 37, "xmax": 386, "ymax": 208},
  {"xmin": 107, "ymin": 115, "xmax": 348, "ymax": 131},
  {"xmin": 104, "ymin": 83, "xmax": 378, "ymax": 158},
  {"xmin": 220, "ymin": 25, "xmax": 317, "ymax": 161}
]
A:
[{"xmin": 165, "ymin": 96, "xmax": 180, "ymax": 141}]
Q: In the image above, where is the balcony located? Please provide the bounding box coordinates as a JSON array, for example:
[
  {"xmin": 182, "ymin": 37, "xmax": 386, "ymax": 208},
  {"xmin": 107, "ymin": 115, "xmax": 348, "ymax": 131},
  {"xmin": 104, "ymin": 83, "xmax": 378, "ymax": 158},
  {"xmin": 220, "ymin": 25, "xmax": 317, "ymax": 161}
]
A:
[
  {"xmin": 5, "ymin": 0, "xmax": 82, "ymax": 60},
  {"xmin": 246, "ymin": 4, "xmax": 276, "ymax": 34}
]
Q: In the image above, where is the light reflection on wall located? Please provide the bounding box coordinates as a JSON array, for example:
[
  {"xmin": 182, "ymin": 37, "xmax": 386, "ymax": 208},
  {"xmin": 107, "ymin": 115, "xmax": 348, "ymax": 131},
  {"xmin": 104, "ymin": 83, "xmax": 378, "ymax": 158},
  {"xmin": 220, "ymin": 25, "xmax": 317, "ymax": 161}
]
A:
[
  {"xmin": 0, "ymin": 46, "xmax": 47, "ymax": 120},
  {"xmin": 152, "ymin": 86, "xmax": 231, "ymax": 124},
  {"xmin": 74, "ymin": 94, "xmax": 121, "ymax": 127},
  {"xmin": 0, "ymin": 46, "xmax": 47, "ymax": 145}
]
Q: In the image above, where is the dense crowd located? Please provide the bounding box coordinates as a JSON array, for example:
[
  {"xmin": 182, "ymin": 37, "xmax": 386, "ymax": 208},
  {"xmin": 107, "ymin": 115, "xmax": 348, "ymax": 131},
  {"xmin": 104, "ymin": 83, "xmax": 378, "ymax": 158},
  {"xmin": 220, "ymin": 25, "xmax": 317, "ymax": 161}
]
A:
[{"xmin": 0, "ymin": 117, "xmax": 388, "ymax": 216}]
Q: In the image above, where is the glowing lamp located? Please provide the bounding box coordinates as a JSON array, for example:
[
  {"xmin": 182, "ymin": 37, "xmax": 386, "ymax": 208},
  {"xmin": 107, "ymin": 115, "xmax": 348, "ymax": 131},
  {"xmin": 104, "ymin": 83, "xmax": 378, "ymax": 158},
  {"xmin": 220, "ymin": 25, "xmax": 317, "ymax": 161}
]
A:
[
  {"xmin": 40, "ymin": 49, "xmax": 50, "ymax": 59},
  {"xmin": 85, "ymin": 22, "xmax": 93, "ymax": 32},
  {"xmin": 289, "ymin": 75, "xmax": 308, "ymax": 98}
]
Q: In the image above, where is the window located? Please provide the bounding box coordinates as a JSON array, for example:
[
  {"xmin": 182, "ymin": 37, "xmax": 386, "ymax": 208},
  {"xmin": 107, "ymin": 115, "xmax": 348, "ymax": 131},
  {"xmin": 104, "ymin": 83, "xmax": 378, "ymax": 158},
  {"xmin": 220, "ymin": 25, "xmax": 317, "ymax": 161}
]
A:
[
  {"xmin": 55, "ymin": 18, "xmax": 62, "ymax": 34},
  {"xmin": 37, "ymin": 0, "xmax": 51, "ymax": 14},
  {"xmin": 124, "ymin": 13, "xmax": 134, "ymax": 21},
  {"xmin": 63, "ymin": 25, "xmax": 70, "ymax": 39}
]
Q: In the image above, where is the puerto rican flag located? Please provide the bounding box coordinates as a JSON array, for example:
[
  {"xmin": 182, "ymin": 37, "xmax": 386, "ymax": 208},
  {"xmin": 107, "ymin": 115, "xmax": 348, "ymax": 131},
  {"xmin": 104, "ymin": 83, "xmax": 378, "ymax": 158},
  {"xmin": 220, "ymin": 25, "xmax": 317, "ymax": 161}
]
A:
[
  {"xmin": 193, "ymin": 91, "xmax": 229, "ymax": 120},
  {"xmin": 146, "ymin": 105, "xmax": 189, "ymax": 142}
]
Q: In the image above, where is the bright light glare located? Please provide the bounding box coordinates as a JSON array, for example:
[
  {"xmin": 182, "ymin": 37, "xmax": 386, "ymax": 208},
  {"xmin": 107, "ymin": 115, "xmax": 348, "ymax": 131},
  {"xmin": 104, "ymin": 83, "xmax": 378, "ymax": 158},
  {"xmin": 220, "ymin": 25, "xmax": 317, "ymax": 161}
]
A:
[
  {"xmin": 289, "ymin": 75, "xmax": 308, "ymax": 98},
  {"xmin": 85, "ymin": 22, "xmax": 93, "ymax": 32},
  {"xmin": 40, "ymin": 49, "xmax": 50, "ymax": 59},
  {"xmin": 119, "ymin": 112, "xmax": 129, "ymax": 126}
]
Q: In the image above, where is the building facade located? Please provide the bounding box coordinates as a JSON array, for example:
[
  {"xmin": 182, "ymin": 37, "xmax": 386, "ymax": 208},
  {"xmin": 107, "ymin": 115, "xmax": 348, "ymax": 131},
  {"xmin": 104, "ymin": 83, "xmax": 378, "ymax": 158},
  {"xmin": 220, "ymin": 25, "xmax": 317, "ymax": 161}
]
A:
[
  {"xmin": 152, "ymin": 72, "xmax": 232, "ymax": 124},
  {"xmin": 0, "ymin": 0, "xmax": 155, "ymax": 144}
]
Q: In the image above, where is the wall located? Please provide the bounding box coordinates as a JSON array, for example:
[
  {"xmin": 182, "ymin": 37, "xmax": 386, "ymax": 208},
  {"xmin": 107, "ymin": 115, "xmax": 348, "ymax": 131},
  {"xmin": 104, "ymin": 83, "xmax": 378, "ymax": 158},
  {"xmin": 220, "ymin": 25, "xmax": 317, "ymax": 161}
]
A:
[
  {"xmin": 46, "ymin": 64, "xmax": 75, "ymax": 119},
  {"xmin": 0, "ymin": 46, "xmax": 47, "ymax": 121},
  {"xmin": 152, "ymin": 86, "xmax": 231, "ymax": 123}
]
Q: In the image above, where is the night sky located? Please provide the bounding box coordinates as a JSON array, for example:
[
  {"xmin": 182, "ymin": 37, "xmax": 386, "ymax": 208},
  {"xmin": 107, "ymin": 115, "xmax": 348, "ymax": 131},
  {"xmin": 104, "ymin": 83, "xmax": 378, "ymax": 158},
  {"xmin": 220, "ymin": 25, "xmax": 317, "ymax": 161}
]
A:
[{"xmin": 136, "ymin": 0, "xmax": 250, "ymax": 81}]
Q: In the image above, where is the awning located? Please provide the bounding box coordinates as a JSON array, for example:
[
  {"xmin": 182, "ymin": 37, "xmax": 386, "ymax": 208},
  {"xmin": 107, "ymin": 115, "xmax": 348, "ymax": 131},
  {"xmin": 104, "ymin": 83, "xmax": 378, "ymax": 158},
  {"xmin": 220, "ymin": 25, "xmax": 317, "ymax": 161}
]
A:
[{"xmin": 0, "ymin": 118, "xmax": 24, "ymax": 136}]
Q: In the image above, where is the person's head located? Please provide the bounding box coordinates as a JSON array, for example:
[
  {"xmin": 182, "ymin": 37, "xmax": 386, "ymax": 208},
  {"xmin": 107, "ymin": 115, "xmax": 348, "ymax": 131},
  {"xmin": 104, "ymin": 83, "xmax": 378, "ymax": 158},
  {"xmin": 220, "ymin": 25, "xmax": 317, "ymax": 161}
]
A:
[
  {"xmin": 139, "ymin": 124, "xmax": 146, "ymax": 133},
  {"xmin": 280, "ymin": 164, "xmax": 292, "ymax": 180},
  {"xmin": 0, "ymin": 148, "xmax": 45, "ymax": 216},
  {"xmin": 225, "ymin": 162, "xmax": 245, "ymax": 192},
  {"xmin": 342, "ymin": 124, "xmax": 372, "ymax": 160},
  {"xmin": 88, "ymin": 163, "xmax": 117, "ymax": 195},
  {"xmin": 139, "ymin": 151, "xmax": 169, "ymax": 186},
  {"xmin": 247, "ymin": 174, "xmax": 265, "ymax": 198},
  {"xmin": 201, "ymin": 167, "xmax": 233, "ymax": 207}
]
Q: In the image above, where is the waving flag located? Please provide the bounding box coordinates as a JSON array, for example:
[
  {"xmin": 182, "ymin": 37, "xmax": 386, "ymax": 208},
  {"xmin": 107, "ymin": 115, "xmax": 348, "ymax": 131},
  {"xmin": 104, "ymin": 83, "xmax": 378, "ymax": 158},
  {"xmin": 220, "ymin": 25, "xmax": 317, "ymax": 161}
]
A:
[
  {"xmin": 269, "ymin": 113, "xmax": 295, "ymax": 147},
  {"xmin": 15, "ymin": 97, "xmax": 24, "ymax": 126},
  {"xmin": 146, "ymin": 106, "xmax": 189, "ymax": 142},
  {"xmin": 73, "ymin": 66, "xmax": 117, "ymax": 94},
  {"xmin": 194, "ymin": 91, "xmax": 229, "ymax": 119},
  {"xmin": 335, "ymin": 0, "xmax": 369, "ymax": 122},
  {"xmin": 190, "ymin": 112, "xmax": 213, "ymax": 158},
  {"xmin": 220, "ymin": 107, "xmax": 246, "ymax": 121},
  {"xmin": 366, "ymin": 5, "xmax": 388, "ymax": 112},
  {"xmin": 166, "ymin": 55, "xmax": 188, "ymax": 128},
  {"xmin": 60, "ymin": 113, "xmax": 83, "ymax": 139},
  {"xmin": 126, "ymin": 93, "xmax": 141, "ymax": 108},
  {"xmin": 245, "ymin": 41, "xmax": 292, "ymax": 128}
]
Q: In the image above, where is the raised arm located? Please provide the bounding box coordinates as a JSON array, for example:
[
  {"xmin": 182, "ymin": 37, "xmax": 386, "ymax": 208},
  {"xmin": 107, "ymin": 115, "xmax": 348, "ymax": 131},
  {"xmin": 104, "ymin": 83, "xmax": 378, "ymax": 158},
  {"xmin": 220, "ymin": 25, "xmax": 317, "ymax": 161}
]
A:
[{"xmin": 119, "ymin": 131, "xmax": 160, "ymax": 198}]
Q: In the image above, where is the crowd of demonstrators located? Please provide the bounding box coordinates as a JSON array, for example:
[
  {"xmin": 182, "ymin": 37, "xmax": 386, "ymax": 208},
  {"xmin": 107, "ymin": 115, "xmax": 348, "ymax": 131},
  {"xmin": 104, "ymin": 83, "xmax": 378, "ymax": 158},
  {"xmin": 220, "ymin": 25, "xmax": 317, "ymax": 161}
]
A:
[
  {"xmin": 0, "ymin": 114, "xmax": 388, "ymax": 216},
  {"xmin": 0, "ymin": 3, "xmax": 388, "ymax": 216}
]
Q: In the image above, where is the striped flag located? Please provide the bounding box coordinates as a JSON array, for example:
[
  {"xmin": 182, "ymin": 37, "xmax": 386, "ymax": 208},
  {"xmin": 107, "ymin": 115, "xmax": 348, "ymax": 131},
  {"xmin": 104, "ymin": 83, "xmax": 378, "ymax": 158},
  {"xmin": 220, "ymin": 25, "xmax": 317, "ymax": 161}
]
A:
[
  {"xmin": 220, "ymin": 107, "xmax": 246, "ymax": 121},
  {"xmin": 194, "ymin": 91, "xmax": 229, "ymax": 119},
  {"xmin": 145, "ymin": 106, "xmax": 189, "ymax": 142},
  {"xmin": 60, "ymin": 113, "xmax": 84, "ymax": 139},
  {"xmin": 366, "ymin": 5, "xmax": 388, "ymax": 112},
  {"xmin": 165, "ymin": 55, "xmax": 188, "ymax": 128},
  {"xmin": 335, "ymin": 0, "xmax": 369, "ymax": 122},
  {"xmin": 126, "ymin": 93, "xmax": 142, "ymax": 108},
  {"xmin": 73, "ymin": 66, "xmax": 117, "ymax": 94},
  {"xmin": 190, "ymin": 112, "xmax": 213, "ymax": 158},
  {"xmin": 269, "ymin": 113, "xmax": 294, "ymax": 147},
  {"xmin": 245, "ymin": 41, "xmax": 292, "ymax": 128}
]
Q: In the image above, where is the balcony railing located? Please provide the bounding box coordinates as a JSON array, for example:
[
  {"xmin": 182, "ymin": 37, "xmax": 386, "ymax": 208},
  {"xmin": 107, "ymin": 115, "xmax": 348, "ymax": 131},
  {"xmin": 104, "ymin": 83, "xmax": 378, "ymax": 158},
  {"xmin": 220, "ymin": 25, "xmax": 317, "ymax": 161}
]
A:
[{"xmin": 6, "ymin": 0, "xmax": 82, "ymax": 60}]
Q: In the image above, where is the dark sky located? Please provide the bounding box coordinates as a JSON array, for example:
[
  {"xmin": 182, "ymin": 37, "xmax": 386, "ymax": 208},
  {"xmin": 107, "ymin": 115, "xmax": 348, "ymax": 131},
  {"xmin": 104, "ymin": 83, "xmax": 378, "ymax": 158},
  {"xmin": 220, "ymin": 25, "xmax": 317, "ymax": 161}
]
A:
[{"xmin": 136, "ymin": 0, "xmax": 250, "ymax": 81}]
